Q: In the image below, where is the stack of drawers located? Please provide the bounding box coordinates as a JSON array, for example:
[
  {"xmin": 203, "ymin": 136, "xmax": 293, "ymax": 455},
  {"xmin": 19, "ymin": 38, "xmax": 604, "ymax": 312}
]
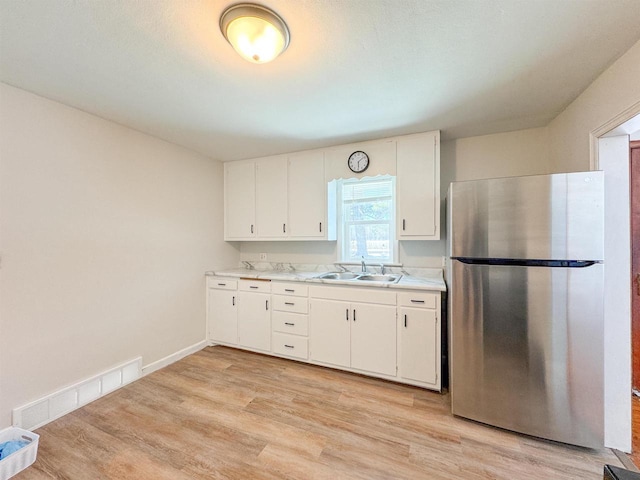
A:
[{"xmin": 271, "ymin": 282, "xmax": 309, "ymax": 360}]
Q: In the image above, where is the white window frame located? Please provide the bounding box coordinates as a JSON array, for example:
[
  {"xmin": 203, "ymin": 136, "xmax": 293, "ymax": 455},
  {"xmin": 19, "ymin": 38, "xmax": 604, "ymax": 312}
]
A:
[{"xmin": 337, "ymin": 175, "xmax": 397, "ymax": 264}]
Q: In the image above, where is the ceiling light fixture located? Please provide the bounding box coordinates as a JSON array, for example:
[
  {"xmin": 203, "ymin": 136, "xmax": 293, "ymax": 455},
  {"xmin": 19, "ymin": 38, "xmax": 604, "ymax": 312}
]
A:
[{"xmin": 219, "ymin": 3, "xmax": 290, "ymax": 64}]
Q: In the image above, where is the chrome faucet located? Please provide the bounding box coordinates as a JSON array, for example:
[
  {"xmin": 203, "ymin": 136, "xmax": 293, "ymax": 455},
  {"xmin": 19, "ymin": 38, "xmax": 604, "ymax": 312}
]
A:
[
  {"xmin": 380, "ymin": 263, "xmax": 386, "ymax": 275},
  {"xmin": 361, "ymin": 256, "xmax": 367, "ymax": 273}
]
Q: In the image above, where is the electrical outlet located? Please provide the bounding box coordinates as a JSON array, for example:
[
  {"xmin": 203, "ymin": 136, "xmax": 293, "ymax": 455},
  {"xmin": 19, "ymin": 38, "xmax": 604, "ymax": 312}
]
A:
[
  {"xmin": 259, "ymin": 253, "xmax": 267, "ymax": 261},
  {"xmin": 442, "ymin": 256, "xmax": 447, "ymax": 267}
]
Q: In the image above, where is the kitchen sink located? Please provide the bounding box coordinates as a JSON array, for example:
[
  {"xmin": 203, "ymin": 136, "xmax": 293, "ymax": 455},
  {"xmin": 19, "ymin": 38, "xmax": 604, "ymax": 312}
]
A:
[
  {"xmin": 317, "ymin": 272, "xmax": 361, "ymax": 280},
  {"xmin": 316, "ymin": 272, "xmax": 402, "ymax": 283},
  {"xmin": 357, "ymin": 274, "xmax": 402, "ymax": 283}
]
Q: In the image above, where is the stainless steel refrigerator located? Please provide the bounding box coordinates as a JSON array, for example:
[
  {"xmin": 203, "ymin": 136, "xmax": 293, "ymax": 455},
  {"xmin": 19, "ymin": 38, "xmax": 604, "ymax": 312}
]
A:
[{"xmin": 447, "ymin": 171, "xmax": 604, "ymax": 448}]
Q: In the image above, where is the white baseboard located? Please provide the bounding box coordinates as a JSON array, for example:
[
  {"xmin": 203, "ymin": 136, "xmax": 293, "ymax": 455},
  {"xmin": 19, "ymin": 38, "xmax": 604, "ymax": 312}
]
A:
[
  {"xmin": 12, "ymin": 340, "xmax": 209, "ymax": 432},
  {"xmin": 141, "ymin": 340, "xmax": 208, "ymax": 376},
  {"xmin": 13, "ymin": 357, "xmax": 142, "ymax": 431}
]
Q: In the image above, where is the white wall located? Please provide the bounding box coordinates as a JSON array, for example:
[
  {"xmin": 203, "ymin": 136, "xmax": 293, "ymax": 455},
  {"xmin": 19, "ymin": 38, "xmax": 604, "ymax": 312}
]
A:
[
  {"xmin": 239, "ymin": 127, "xmax": 551, "ymax": 268},
  {"xmin": 548, "ymin": 39, "xmax": 640, "ymax": 172},
  {"xmin": 0, "ymin": 83, "xmax": 239, "ymax": 428}
]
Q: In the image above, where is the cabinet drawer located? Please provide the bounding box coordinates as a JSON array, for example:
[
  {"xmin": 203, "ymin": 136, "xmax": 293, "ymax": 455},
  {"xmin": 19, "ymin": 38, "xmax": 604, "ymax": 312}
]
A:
[
  {"xmin": 272, "ymin": 295, "xmax": 308, "ymax": 314},
  {"xmin": 272, "ymin": 311, "xmax": 309, "ymax": 336},
  {"xmin": 239, "ymin": 279, "xmax": 271, "ymax": 293},
  {"xmin": 272, "ymin": 332, "xmax": 308, "ymax": 360},
  {"xmin": 207, "ymin": 278, "xmax": 238, "ymax": 290},
  {"xmin": 272, "ymin": 282, "xmax": 309, "ymax": 297},
  {"xmin": 397, "ymin": 291, "xmax": 438, "ymax": 309}
]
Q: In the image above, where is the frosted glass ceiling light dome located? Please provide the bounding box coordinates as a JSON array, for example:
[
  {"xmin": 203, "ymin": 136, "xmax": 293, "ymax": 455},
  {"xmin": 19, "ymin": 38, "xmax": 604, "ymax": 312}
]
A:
[{"xmin": 220, "ymin": 3, "xmax": 290, "ymax": 64}]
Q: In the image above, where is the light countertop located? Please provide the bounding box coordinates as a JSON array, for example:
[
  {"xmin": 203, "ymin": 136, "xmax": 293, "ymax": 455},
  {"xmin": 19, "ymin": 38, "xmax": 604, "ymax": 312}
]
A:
[{"xmin": 205, "ymin": 265, "xmax": 446, "ymax": 292}]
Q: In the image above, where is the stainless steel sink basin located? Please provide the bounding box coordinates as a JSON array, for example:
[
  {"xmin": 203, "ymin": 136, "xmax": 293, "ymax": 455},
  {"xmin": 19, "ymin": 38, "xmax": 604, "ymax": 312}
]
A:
[
  {"xmin": 357, "ymin": 274, "xmax": 402, "ymax": 283},
  {"xmin": 317, "ymin": 272, "xmax": 361, "ymax": 280}
]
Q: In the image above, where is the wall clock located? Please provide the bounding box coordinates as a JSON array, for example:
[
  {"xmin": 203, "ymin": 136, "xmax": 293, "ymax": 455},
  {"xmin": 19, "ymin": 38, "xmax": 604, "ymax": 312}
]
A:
[{"xmin": 348, "ymin": 151, "xmax": 369, "ymax": 173}]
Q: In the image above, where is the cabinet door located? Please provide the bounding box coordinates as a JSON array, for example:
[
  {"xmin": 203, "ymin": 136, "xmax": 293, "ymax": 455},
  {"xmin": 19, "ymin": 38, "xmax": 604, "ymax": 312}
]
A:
[
  {"xmin": 237, "ymin": 292, "xmax": 271, "ymax": 352},
  {"xmin": 208, "ymin": 288, "xmax": 238, "ymax": 345},
  {"xmin": 288, "ymin": 151, "xmax": 326, "ymax": 239},
  {"xmin": 397, "ymin": 132, "xmax": 439, "ymax": 239},
  {"xmin": 398, "ymin": 307, "xmax": 437, "ymax": 385},
  {"xmin": 350, "ymin": 303, "xmax": 396, "ymax": 376},
  {"xmin": 256, "ymin": 156, "xmax": 288, "ymax": 238},
  {"xmin": 309, "ymin": 299, "xmax": 350, "ymax": 368},
  {"xmin": 225, "ymin": 161, "xmax": 256, "ymax": 239}
]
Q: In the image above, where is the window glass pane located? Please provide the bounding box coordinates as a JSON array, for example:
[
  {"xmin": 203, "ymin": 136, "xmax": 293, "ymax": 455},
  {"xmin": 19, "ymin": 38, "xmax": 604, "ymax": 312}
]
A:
[
  {"xmin": 346, "ymin": 224, "xmax": 391, "ymax": 260},
  {"xmin": 344, "ymin": 199, "xmax": 392, "ymax": 221},
  {"xmin": 339, "ymin": 175, "xmax": 395, "ymax": 263}
]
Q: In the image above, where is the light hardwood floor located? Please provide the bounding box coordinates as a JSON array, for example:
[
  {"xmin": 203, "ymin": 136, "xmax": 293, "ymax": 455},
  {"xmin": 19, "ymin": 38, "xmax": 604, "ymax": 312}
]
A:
[{"xmin": 17, "ymin": 346, "xmax": 621, "ymax": 479}]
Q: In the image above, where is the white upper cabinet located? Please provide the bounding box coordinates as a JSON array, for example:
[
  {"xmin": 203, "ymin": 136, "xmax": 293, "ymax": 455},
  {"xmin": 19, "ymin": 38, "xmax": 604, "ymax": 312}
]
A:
[
  {"xmin": 288, "ymin": 150, "xmax": 330, "ymax": 240},
  {"xmin": 225, "ymin": 161, "xmax": 256, "ymax": 240},
  {"xmin": 256, "ymin": 156, "xmax": 288, "ymax": 239},
  {"xmin": 223, "ymin": 130, "xmax": 440, "ymax": 242},
  {"xmin": 396, "ymin": 131, "xmax": 440, "ymax": 240}
]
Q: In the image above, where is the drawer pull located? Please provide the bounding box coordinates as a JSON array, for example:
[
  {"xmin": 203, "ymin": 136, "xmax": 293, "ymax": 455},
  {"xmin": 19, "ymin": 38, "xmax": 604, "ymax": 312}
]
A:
[
  {"xmin": 232, "ymin": 296, "xmax": 235, "ymax": 306},
  {"xmin": 217, "ymin": 283, "xmax": 226, "ymax": 286},
  {"xmin": 284, "ymin": 345, "xmax": 294, "ymax": 349},
  {"xmin": 284, "ymin": 322, "xmax": 295, "ymax": 326},
  {"xmin": 285, "ymin": 289, "xmax": 295, "ymax": 293},
  {"xmin": 250, "ymin": 286, "xmax": 259, "ymax": 289},
  {"xmin": 284, "ymin": 302, "xmax": 295, "ymax": 306},
  {"xmin": 411, "ymin": 299, "xmax": 425, "ymax": 304}
]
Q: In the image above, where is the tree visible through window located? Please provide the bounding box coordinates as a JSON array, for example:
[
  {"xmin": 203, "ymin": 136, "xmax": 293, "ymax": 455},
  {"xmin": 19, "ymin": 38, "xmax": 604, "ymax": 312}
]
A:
[{"xmin": 339, "ymin": 176, "xmax": 396, "ymax": 263}]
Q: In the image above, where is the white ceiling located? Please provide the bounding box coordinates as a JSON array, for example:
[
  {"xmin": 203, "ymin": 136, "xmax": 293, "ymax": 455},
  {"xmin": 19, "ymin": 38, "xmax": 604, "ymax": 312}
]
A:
[{"xmin": 1, "ymin": 1, "xmax": 639, "ymax": 161}]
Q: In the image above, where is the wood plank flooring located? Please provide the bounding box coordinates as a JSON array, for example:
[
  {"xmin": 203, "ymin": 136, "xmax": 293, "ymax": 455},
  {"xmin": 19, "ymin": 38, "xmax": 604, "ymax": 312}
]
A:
[{"xmin": 16, "ymin": 346, "xmax": 621, "ymax": 479}]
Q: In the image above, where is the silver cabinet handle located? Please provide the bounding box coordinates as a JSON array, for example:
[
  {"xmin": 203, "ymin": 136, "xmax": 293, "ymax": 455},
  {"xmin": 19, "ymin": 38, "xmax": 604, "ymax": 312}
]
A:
[{"xmin": 284, "ymin": 302, "xmax": 295, "ymax": 306}]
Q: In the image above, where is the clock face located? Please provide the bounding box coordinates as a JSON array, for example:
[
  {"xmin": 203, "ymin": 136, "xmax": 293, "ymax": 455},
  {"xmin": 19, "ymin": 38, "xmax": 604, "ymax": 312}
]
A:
[{"xmin": 348, "ymin": 151, "xmax": 369, "ymax": 173}]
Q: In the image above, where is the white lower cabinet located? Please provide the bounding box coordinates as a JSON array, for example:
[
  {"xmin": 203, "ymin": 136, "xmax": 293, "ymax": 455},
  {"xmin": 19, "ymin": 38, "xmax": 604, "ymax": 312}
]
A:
[
  {"xmin": 207, "ymin": 277, "xmax": 442, "ymax": 391},
  {"xmin": 397, "ymin": 291, "xmax": 440, "ymax": 388},
  {"xmin": 207, "ymin": 279, "xmax": 238, "ymax": 345},
  {"xmin": 351, "ymin": 303, "xmax": 396, "ymax": 376},
  {"xmin": 309, "ymin": 299, "xmax": 396, "ymax": 376},
  {"xmin": 237, "ymin": 280, "xmax": 271, "ymax": 352},
  {"xmin": 398, "ymin": 307, "xmax": 437, "ymax": 384},
  {"xmin": 271, "ymin": 282, "xmax": 309, "ymax": 360},
  {"xmin": 309, "ymin": 298, "xmax": 351, "ymax": 368},
  {"xmin": 309, "ymin": 286, "xmax": 397, "ymax": 377}
]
